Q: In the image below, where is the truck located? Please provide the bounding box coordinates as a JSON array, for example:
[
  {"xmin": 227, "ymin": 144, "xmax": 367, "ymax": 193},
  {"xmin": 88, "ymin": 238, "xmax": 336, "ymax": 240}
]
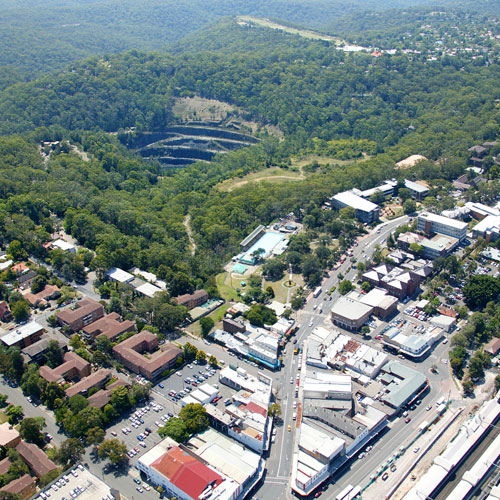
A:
[
  {"xmin": 313, "ymin": 286, "xmax": 322, "ymax": 298},
  {"xmin": 335, "ymin": 484, "xmax": 353, "ymax": 500}
]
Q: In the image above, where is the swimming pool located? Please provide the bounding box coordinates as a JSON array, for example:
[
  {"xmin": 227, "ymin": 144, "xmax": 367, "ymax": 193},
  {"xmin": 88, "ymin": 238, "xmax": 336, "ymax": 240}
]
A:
[{"xmin": 240, "ymin": 231, "xmax": 286, "ymax": 264}]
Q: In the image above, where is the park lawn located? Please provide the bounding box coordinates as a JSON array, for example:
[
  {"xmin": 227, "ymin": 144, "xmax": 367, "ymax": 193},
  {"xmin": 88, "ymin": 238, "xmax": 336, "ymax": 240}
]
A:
[
  {"xmin": 264, "ymin": 274, "xmax": 305, "ymax": 304},
  {"xmin": 216, "ymin": 272, "xmax": 240, "ymax": 301},
  {"xmin": 0, "ymin": 412, "xmax": 8, "ymax": 424}
]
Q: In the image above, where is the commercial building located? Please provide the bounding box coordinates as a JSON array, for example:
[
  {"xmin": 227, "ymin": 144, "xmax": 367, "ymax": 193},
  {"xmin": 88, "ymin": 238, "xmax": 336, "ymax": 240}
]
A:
[
  {"xmin": 65, "ymin": 368, "xmax": 112, "ymax": 398},
  {"xmin": 137, "ymin": 431, "xmax": 264, "ymax": 500},
  {"xmin": 112, "ymin": 331, "xmax": 182, "ymax": 380},
  {"xmin": 420, "ymin": 234, "xmax": 459, "ymax": 259},
  {"xmin": 383, "ymin": 326, "xmax": 444, "ymax": 358},
  {"xmin": 417, "ymin": 212, "xmax": 468, "ymax": 241},
  {"xmin": 56, "ymin": 298, "xmax": 104, "ymax": 332},
  {"xmin": 292, "ymin": 350, "xmax": 389, "ymax": 496},
  {"xmin": 330, "ymin": 191, "xmax": 380, "ymax": 223},
  {"xmin": 330, "ymin": 296, "xmax": 373, "ymax": 331},
  {"xmin": 174, "ymin": 290, "xmax": 208, "ymax": 309},
  {"xmin": 105, "ymin": 267, "xmax": 135, "ymax": 284},
  {"xmin": 0, "ymin": 321, "xmax": 44, "ymax": 348},
  {"xmin": 40, "ymin": 351, "xmax": 91, "ymax": 384},
  {"xmin": 307, "ymin": 328, "xmax": 388, "ymax": 379},
  {"xmin": 81, "ymin": 312, "xmax": 135, "ymax": 342},
  {"xmin": 379, "ymin": 360, "xmax": 428, "ymax": 410},
  {"xmin": 430, "ymin": 315, "xmax": 456, "ymax": 332},
  {"xmin": 350, "ymin": 288, "xmax": 398, "ymax": 320},
  {"xmin": 294, "ymin": 422, "xmax": 345, "ymax": 494},
  {"xmin": 472, "ymin": 214, "xmax": 500, "ymax": 242},
  {"xmin": 213, "ymin": 323, "xmax": 280, "ymax": 369},
  {"xmin": 303, "ymin": 372, "xmax": 352, "ymax": 400},
  {"xmin": 404, "ymin": 179, "xmax": 429, "ymax": 200}
]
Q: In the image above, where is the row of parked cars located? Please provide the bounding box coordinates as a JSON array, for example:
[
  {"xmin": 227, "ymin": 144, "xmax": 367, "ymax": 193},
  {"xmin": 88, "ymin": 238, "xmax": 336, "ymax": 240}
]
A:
[{"xmin": 38, "ymin": 465, "xmax": 84, "ymax": 499}]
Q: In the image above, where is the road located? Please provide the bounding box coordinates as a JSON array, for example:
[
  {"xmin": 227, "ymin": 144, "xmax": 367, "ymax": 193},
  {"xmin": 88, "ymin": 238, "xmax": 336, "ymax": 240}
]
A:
[
  {"xmin": 245, "ymin": 216, "xmax": 421, "ymax": 500},
  {"xmin": 8, "ymin": 214, "xmax": 456, "ymax": 500}
]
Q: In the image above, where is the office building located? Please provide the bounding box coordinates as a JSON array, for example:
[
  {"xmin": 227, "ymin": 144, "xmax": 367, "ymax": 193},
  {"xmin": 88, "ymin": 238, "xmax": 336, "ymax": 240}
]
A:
[{"xmin": 417, "ymin": 212, "xmax": 468, "ymax": 241}]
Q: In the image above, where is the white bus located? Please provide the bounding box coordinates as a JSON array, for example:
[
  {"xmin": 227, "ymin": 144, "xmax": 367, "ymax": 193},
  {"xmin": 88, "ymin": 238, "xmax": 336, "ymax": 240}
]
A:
[
  {"xmin": 313, "ymin": 286, "xmax": 322, "ymax": 298},
  {"xmin": 335, "ymin": 484, "xmax": 353, "ymax": 500},
  {"xmin": 346, "ymin": 486, "xmax": 362, "ymax": 500}
]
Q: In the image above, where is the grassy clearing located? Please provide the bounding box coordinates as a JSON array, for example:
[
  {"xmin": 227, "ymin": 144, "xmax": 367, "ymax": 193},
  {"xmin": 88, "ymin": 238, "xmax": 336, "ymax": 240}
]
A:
[
  {"xmin": 237, "ymin": 16, "xmax": 345, "ymax": 45},
  {"xmin": 0, "ymin": 413, "xmax": 8, "ymax": 424},
  {"xmin": 217, "ymin": 167, "xmax": 305, "ymax": 192},
  {"xmin": 216, "ymin": 272, "xmax": 241, "ymax": 301}
]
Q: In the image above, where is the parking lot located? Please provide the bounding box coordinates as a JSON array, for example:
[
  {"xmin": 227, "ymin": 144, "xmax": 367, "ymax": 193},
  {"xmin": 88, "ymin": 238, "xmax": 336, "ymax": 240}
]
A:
[{"xmin": 152, "ymin": 361, "xmax": 235, "ymax": 407}]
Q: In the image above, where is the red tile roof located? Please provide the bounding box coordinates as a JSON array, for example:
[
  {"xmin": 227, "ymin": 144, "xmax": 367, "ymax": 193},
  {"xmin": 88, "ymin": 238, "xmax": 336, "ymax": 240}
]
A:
[
  {"xmin": 246, "ymin": 401, "xmax": 267, "ymax": 418},
  {"xmin": 152, "ymin": 446, "xmax": 222, "ymax": 500}
]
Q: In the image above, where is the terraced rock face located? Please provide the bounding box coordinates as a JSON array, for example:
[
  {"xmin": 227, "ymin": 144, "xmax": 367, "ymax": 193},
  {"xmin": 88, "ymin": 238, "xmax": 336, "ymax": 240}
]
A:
[{"xmin": 132, "ymin": 125, "xmax": 258, "ymax": 168}]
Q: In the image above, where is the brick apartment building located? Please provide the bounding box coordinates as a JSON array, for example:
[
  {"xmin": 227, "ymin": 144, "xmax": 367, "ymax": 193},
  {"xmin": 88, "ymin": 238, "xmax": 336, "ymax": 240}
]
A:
[
  {"xmin": 39, "ymin": 351, "xmax": 91, "ymax": 384},
  {"xmin": 113, "ymin": 331, "xmax": 182, "ymax": 380},
  {"xmin": 174, "ymin": 290, "xmax": 208, "ymax": 310},
  {"xmin": 56, "ymin": 298, "xmax": 104, "ymax": 331},
  {"xmin": 81, "ymin": 312, "xmax": 135, "ymax": 342}
]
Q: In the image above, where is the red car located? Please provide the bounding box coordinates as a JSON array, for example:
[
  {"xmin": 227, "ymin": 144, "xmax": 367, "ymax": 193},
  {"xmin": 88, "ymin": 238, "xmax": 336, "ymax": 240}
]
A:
[
  {"xmin": 314, "ymin": 491, "xmax": 322, "ymax": 498},
  {"xmin": 405, "ymin": 417, "xmax": 411, "ymax": 423}
]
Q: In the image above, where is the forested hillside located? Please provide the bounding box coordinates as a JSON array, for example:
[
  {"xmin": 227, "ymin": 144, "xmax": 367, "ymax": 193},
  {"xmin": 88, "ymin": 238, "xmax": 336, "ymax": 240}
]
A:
[
  {"xmin": 0, "ymin": 5, "xmax": 499, "ymax": 296},
  {"xmin": 0, "ymin": 0, "xmax": 498, "ymax": 80}
]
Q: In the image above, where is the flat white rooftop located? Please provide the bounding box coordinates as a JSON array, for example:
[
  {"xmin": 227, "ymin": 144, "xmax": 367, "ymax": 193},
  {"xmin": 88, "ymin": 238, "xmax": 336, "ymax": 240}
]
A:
[
  {"xmin": 332, "ymin": 191, "xmax": 379, "ymax": 213},
  {"xmin": 0, "ymin": 321, "xmax": 43, "ymax": 346},
  {"xmin": 419, "ymin": 212, "xmax": 468, "ymax": 230}
]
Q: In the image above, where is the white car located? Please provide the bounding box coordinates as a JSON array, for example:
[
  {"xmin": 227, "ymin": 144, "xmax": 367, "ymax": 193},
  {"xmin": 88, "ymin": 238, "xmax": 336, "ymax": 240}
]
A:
[{"xmin": 155, "ymin": 421, "xmax": 161, "ymax": 427}]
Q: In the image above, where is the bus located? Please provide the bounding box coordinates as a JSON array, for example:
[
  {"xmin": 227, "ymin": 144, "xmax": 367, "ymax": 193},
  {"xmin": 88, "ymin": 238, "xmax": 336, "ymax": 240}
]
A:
[
  {"xmin": 346, "ymin": 486, "xmax": 361, "ymax": 500},
  {"xmin": 313, "ymin": 286, "xmax": 322, "ymax": 298},
  {"xmin": 335, "ymin": 484, "xmax": 353, "ymax": 500}
]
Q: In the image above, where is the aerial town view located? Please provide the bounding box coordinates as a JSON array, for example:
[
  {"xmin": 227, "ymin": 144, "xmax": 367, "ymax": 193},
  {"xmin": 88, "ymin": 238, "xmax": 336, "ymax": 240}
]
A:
[{"xmin": 2, "ymin": 1, "xmax": 500, "ymax": 500}]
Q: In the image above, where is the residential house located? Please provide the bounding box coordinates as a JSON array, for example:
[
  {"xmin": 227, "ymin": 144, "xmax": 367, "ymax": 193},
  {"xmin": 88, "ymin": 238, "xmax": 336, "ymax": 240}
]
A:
[
  {"xmin": 0, "ymin": 301, "xmax": 12, "ymax": 322},
  {"xmin": 24, "ymin": 284, "xmax": 60, "ymax": 308},
  {"xmin": 18, "ymin": 270, "xmax": 38, "ymax": 290}
]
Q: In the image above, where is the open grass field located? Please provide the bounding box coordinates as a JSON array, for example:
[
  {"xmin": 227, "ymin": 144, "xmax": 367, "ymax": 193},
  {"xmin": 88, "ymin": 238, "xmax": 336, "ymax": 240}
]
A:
[
  {"xmin": 217, "ymin": 167, "xmax": 305, "ymax": 192},
  {"xmin": 237, "ymin": 16, "xmax": 345, "ymax": 46},
  {"xmin": 216, "ymin": 271, "xmax": 242, "ymax": 301}
]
